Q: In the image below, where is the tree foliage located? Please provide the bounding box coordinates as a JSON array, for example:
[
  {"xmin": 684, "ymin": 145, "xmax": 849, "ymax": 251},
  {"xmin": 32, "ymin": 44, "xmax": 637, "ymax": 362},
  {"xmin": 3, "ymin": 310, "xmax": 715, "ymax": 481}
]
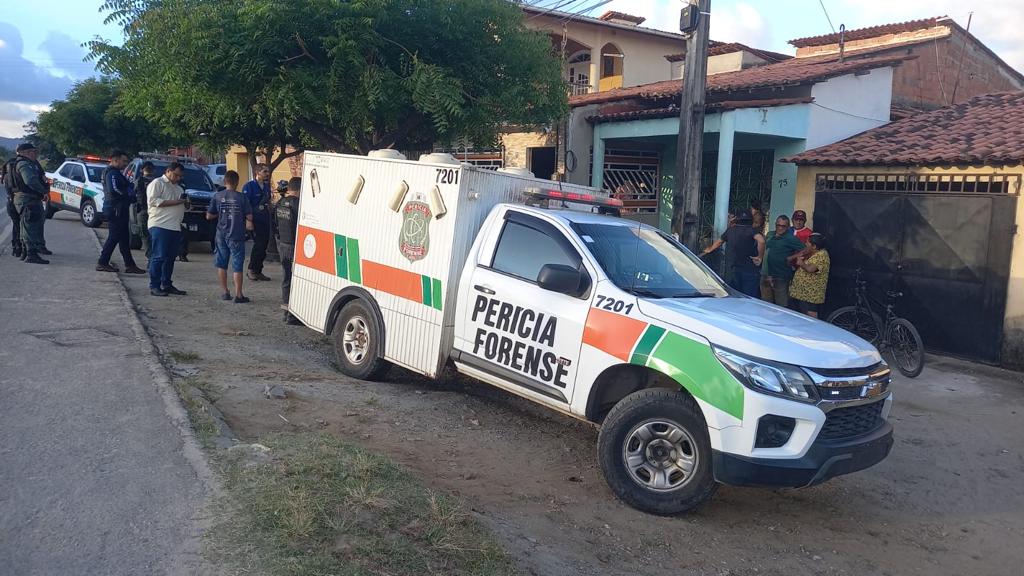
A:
[
  {"xmin": 33, "ymin": 77, "xmax": 172, "ymax": 158},
  {"xmin": 89, "ymin": 0, "xmax": 567, "ymax": 163}
]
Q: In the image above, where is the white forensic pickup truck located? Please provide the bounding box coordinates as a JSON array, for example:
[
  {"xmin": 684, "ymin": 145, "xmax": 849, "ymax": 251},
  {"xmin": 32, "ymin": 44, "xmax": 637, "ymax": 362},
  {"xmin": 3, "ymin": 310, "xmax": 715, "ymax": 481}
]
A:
[{"xmin": 288, "ymin": 151, "xmax": 894, "ymax": 514}]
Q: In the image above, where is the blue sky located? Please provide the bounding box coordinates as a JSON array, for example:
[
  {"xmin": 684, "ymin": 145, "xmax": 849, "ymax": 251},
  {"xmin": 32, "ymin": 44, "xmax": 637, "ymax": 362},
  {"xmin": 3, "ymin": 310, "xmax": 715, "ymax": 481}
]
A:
[{"xmin": 1, "ymin": 1, "xmax": 1022, "ymax": 138}]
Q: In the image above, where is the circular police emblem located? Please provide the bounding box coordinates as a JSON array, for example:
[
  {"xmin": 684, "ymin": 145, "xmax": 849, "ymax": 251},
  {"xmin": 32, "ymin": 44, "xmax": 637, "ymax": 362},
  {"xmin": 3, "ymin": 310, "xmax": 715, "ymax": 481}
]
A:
[
  {"xmin": 400, "ymin": 200, "xmax": 432, "ymax": 262},
  {"xmin": 303, "ymin": 233, "xmax": 317, "ymax": 260}
]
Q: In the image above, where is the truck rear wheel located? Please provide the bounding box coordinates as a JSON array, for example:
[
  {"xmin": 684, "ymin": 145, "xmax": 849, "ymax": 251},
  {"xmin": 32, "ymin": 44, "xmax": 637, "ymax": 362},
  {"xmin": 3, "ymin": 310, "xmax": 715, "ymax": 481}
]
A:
[
  {"xmin": 598, "ymin": 388, "xmax": 717, "ymax": 515},
  {"xmin": 332, "ymin": 299, "xmax": 391, "ymax": 381}
]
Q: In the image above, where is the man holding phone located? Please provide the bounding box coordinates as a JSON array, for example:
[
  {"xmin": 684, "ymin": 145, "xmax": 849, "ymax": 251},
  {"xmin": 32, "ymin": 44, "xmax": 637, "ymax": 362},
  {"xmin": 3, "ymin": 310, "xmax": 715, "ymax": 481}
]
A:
[{"xmin": 147, "ymin": 162, "xmax": 189, "ymax": 297}]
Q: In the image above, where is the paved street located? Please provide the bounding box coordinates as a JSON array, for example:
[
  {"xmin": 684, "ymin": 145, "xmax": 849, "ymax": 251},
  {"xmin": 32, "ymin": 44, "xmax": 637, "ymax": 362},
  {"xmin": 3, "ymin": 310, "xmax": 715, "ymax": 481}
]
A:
[{"xmin": 0, "ymin": 212, "xmax": 213, "ymax": 575}]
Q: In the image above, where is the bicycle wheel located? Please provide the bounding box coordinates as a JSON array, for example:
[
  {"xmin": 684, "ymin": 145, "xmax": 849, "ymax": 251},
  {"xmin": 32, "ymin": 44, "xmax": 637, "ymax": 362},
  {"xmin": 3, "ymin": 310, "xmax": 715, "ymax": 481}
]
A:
[
  {"xmin": 888, "ymin": 318, "xmax": 924, "ymax": 378},
  {"xmin": 827, "ymin": 306, "xmax": 882, "ymax": 345}
]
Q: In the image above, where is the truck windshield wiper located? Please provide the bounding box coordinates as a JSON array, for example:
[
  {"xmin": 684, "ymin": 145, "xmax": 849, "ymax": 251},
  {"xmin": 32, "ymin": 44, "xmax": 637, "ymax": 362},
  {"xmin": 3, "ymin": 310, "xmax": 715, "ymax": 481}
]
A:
[
  {"xmin": 627, "ymin": 288, "xmax": 664, "ymax": 299},
  {"xmin": 669, "ymin": 291, "xmax": 716, "ymax": 299}
]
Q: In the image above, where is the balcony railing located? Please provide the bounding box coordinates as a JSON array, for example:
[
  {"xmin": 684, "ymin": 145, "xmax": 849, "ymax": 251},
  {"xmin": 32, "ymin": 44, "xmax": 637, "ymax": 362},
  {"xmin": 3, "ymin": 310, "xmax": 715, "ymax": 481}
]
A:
[{"xmin": 568, "ymin": 81, "xmax": 594, "ymax": 96}]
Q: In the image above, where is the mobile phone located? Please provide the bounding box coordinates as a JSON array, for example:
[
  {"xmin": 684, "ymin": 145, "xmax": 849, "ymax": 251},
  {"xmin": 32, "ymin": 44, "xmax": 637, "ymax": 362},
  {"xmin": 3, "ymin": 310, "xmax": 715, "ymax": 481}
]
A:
[{"xmin": 310, "ymin": 169, "xmax": 321, "ymax": 198}]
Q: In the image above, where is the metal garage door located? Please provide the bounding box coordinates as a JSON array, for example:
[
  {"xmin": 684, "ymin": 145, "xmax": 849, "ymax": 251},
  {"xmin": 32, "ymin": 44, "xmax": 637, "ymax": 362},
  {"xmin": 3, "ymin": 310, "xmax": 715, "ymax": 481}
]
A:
[{"xmin": 814, "ymin": 174, "xmax": 1018, "ymax": 364}]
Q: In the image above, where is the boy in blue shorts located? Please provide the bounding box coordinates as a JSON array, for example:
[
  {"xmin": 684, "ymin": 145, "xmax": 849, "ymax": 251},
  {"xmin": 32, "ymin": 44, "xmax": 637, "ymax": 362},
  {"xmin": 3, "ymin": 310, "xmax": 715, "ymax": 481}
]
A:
[{"xmin": 207, "ymin": 170, "xmax": 254, "ymax": 303}]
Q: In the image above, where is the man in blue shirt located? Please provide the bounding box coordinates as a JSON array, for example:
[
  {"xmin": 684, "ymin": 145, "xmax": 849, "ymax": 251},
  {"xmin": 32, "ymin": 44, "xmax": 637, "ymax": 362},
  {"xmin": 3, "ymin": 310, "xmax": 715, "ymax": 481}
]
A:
[
  {"xmin": 97, "ymin": 151, "xmax": 146, "ymax": 274},
  {"xmin": 207, "ymin": 170, "xmax": 254, "ymax": 303},
  {"xmin": 242, "ymin": 164, "xmax": 273, "ymax": 281}
]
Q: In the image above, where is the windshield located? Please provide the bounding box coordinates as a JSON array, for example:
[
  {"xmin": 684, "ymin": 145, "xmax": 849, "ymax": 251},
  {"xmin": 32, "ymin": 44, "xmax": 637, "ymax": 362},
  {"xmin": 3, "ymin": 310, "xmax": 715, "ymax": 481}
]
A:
[
  {"xmin": 147, "ymin": 162, "xmax": 215, "ymax": 192},
  {"xmin": 86, "ymin": 165, "xmax": 105, "ymax": 183},
  {"xmin": 573, "ymin": 222, "xmax": 729, "ymax": 299}
]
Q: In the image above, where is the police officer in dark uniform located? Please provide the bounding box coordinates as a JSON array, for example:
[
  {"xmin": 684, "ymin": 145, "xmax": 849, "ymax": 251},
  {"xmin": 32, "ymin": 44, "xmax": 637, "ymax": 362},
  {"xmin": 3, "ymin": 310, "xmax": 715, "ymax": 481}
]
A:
[
  {"xmin": 97, "ymin": 151, "xmax": 145, "ymax": 274},
  {"xmin": 273, "ymin": 176, "xmax": 301, "ymax": 324},
  {"xmin": 2, "ymin": 157, "xmax": 23, "ymax": 258},
  {"xmin": 8, "ymin": 143, "xmax": 49, "ymax": 264}
]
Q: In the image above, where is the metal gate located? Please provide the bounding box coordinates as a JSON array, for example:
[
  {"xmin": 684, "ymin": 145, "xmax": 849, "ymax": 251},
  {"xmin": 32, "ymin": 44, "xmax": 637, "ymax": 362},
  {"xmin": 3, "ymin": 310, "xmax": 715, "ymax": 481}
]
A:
[
  {"xmin": 698, "ymin": 149, "xmax": 775, "ymax": 248},
  {"xmin": 814, "ymin": 174, "xmax": 1019, "ymax": 364}
]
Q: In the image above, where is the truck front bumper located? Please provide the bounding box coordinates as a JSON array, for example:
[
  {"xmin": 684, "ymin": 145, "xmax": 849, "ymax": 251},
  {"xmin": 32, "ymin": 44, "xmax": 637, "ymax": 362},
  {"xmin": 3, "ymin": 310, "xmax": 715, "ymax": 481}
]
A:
[{"xmin": 712, "ymin": 421, "xmax": 893, "ymax": 488}]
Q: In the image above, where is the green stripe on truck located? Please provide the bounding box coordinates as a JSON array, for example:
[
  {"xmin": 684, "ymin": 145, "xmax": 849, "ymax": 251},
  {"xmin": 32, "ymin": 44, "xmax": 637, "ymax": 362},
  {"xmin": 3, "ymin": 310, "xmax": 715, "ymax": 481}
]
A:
[{"xmin": 646, "ymin": 332, "xmax": 744, "ymax": 420}]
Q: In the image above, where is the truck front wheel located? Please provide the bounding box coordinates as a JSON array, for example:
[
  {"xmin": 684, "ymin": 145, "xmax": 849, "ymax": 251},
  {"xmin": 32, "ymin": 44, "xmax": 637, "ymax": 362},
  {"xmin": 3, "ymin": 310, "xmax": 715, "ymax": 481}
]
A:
[
  {"xmin": 332, "ymin": 299, "xmax": 391, "ymax": 381},
  {"xmin": 598, "ymin": 388, "xmax": 717, "ymax": 515}
]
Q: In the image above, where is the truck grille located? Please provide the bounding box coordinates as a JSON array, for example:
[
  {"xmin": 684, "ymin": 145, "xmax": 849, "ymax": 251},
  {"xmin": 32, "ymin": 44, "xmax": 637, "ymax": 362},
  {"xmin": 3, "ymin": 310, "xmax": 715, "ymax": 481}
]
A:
[{"xmin": 819, "ymin": 401, "xmax": 885, "ymax": 440}]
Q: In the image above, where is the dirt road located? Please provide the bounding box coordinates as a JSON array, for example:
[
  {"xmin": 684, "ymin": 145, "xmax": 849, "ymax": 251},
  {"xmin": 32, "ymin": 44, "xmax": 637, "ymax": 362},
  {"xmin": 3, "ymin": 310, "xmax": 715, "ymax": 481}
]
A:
[{"xmin": 94, "ymin": 221, "xmax": 1024, "ymax": 576}]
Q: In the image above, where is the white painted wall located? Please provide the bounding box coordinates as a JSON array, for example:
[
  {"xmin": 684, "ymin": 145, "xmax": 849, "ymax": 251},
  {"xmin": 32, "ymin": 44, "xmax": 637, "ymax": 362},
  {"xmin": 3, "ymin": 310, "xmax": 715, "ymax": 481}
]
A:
[{"xmin": 806, "ymin": 67, "xmax": 893, "ymax": 149}]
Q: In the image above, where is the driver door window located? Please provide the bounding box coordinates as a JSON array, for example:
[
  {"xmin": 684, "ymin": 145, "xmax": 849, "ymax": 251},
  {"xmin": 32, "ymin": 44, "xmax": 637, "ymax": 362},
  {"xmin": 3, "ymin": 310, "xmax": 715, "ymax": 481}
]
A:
[
  {"xmin": 69, "ymin": 165, "xmax": 86, "ymax": 183},
  {"xmin": 491, "ymin": 220, "xmax": 580, "ymax": 283}
]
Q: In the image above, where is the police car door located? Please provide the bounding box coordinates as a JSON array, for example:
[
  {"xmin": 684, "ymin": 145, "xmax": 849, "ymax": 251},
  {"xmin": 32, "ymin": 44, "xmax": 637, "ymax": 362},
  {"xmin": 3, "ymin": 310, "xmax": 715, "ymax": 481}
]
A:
[{"xmin": 457, "ymin": 210, "xmax": 593, "ymax": 407}]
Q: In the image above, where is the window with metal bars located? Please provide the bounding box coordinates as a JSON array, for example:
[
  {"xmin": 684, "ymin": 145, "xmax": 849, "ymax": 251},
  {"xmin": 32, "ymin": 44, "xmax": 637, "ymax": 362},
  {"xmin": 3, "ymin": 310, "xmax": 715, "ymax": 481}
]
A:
[{"xmin": 815, "ymin": 173, "xmax": 1021, "ymax": 194}]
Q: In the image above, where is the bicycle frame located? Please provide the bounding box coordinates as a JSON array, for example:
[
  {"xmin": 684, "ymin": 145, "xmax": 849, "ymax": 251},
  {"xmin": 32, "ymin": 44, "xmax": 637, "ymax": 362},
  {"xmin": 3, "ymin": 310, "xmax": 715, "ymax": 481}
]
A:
[{"xmin": 849, "ymin": 271, "xmax": 902, "ymax": 351}]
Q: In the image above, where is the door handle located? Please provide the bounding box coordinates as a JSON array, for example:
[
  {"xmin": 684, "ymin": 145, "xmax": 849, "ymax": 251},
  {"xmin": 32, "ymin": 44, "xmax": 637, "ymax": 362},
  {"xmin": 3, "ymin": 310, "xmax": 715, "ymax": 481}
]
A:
[{"xmin": 474, "ymin": 285, "xmax": 496, "ymax": 295}]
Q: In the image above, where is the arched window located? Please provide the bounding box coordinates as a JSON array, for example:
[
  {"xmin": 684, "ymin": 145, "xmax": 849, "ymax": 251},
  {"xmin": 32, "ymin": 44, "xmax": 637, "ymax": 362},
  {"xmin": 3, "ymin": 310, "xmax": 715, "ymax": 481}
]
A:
[
  {"xmin": 599, "ymin": 43, "xmax": 624, "ymax": 91},
  {"xmin": 567, "ymin": 50, "xmax": 593, "ymax": 95}
]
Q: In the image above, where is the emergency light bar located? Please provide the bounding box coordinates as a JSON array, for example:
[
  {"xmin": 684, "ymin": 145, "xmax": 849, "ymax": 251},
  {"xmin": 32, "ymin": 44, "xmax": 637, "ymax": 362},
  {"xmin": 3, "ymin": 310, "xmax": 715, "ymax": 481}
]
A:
[
  {"xmin": 523, "ymin": 187, "xmax": 624, "ymax": 208},
  {"xmin": 70, "ymin": 155, "xmax": 108, "ymax": 163}
]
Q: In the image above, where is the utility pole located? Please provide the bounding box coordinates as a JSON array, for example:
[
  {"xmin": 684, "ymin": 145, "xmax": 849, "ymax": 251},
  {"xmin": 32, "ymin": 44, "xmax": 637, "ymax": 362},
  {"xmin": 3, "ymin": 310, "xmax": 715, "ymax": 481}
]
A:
[{"xmin": 673, "ymin": 0, "xmax": 711, "ymax": 251}]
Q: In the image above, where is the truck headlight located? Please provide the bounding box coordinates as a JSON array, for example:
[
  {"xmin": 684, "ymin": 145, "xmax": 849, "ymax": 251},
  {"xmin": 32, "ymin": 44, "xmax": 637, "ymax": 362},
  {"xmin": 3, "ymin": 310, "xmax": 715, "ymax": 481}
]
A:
[{"xmin": 714, "ymin": 348, "xmax": 818, "ymax": 403}]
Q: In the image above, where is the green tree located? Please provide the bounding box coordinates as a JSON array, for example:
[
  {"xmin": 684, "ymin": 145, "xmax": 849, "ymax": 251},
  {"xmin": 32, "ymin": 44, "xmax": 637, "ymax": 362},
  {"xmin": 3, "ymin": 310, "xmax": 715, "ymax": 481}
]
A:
[
  {"xmin": 90, "ymin": 0, "xmax": 567, "ymax": 166},
  {"xmin": 22, "ymin": 122, "xmax": 66, "ymax": 171},
  {"xmin": 34, "ymin": 77, "xmax": 173, "ymax": 158},
  {"xmin": 0, "ymin": 147, "xmax": 11, "ymax": 162}
]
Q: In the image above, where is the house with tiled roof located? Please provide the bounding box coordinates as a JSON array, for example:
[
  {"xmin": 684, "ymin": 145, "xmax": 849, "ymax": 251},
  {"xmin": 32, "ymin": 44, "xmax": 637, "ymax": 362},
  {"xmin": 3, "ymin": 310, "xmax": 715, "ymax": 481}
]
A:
[
  {"xmin": 783, "ymin": 91, "xmax": 1024, "ymax": 367},
  {"xmin": 550, "ymin": 14, "xmax": 1023, "ymax": 251},
  {"xmin": 498, "ymin": 7, "xmax": 803, "ymax": 183}
]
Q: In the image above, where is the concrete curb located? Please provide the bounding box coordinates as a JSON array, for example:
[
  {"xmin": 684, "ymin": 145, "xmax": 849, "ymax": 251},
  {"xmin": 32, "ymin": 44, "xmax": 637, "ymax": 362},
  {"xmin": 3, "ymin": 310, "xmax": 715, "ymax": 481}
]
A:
[{"xmin": 89, "ymin": 230, "xmax": 224, "ymax": 494}]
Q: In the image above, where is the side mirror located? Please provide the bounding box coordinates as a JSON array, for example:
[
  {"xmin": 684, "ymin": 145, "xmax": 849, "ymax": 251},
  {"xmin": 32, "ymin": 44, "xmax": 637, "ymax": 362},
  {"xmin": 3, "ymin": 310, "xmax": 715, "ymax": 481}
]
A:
[{"xmin": 537, "ymin": 264, "xmax": 584, "ymax": 296}]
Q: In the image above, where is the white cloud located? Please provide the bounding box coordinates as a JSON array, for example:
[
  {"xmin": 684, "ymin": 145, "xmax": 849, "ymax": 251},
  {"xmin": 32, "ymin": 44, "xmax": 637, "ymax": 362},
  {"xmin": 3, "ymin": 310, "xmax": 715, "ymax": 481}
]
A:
[
  {"xmin": 0, "ymin": 101, "xmax": 50, "ymax": 138},
  {"xmin": 598, "ymin": 0, "xmax": 771, "ymax": 48}
]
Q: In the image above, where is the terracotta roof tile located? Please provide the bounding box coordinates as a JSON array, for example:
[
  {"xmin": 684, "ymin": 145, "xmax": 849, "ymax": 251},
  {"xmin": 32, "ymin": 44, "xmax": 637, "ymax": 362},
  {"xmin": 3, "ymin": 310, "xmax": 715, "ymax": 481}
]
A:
[
  {"xmin": 569, "ymin": 53, "xmax": 913, "ymax": 107},
  {"xmin": 783, "ymin": 91, "xmax": 1024, "ymax": 166},
  {"xmin": 587, "ymin": 97, "xmax": 815, "ymax": 124},
  {"xmin": 789, "ymin": 16, "xmax": 945, "ymax": 48}
]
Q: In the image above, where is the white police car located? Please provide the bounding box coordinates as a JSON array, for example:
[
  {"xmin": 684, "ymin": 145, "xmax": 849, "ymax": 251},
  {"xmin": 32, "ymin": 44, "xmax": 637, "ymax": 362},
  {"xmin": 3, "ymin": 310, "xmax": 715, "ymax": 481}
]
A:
[{"xmin": 44, "ymin": 155, "xmax": 109, "ymax": 227}]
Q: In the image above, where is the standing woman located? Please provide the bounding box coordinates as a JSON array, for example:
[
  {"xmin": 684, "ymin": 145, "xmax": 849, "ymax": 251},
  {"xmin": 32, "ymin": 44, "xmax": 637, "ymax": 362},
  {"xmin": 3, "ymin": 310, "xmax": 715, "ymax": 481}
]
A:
[{"xmin": 789, "ymin": 233, "xmax": 830, "ymax": 317}]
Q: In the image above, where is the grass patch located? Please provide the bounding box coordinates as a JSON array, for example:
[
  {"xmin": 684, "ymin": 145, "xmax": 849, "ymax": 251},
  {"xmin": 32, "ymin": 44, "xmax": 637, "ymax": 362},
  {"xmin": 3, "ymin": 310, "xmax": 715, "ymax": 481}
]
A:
[
  {"xmin": 209, "ymin": 433, "xmax": 516, "ymax": 576},
  {"xmin": 170, "ymin": 350, "xmax": 201, "ymax": 363},
  {"xmin": 172, "ymin": 379, "xmax": 220, "ymax": 448},
  {"xmin": 186, "ymin": 377, "xmax": 224, "ymax": 404}
]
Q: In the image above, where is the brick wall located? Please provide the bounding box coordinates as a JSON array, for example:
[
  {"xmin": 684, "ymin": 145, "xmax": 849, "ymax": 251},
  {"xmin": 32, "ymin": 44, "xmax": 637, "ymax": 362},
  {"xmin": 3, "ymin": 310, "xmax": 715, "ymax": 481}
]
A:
[
  {"xmin": 797, "ymin": 25, "xmax": 1023, "ymax": 112},
  {"xmin": 500, "ymin": 131, "xmax": 557, "ymax": 171}
]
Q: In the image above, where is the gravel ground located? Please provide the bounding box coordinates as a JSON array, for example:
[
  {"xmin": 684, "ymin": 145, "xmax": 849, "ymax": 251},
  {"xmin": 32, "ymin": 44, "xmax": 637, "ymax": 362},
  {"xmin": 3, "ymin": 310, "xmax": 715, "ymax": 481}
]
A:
[{"xmin": 97, "ymin": 222, "xmax": 1024, "ymax": 576}]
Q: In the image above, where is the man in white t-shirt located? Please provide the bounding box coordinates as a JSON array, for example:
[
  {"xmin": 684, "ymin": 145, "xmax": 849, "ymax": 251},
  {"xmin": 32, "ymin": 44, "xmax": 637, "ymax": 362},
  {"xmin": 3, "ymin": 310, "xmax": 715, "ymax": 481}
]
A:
[{"xmin": 147, "ymin": 162, "xmax": 188, "ymax": 297}]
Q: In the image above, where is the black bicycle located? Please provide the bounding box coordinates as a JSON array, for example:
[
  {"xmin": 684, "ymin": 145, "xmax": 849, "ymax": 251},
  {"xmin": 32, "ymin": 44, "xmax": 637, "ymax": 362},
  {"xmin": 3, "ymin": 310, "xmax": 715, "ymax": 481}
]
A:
[{"xmin": 827, "ymin": 269, "xmax": 925, "ymax": 378}]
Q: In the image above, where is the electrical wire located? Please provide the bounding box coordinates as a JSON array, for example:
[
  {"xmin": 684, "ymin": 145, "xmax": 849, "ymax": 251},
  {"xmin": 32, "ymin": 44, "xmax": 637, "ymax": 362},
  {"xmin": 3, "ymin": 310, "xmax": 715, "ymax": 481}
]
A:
[
  {"xmin": 811, "ymin": 102, "xmax": 887, "ymax": 122},
  {"xmin": 817, "ymin": 0, "xmax": 837, "ymax": 34}
]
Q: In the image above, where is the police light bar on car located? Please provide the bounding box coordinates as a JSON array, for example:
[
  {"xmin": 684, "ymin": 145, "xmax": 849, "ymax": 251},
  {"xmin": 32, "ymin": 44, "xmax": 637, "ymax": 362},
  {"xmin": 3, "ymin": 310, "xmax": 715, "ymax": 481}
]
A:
[
  {"xmin": 523, "ymin": 187, "xmax": 624, "ymax": 208},
  {"xmin": 71, "ymin": 155, "xmax": 107, "ymax": 163}
]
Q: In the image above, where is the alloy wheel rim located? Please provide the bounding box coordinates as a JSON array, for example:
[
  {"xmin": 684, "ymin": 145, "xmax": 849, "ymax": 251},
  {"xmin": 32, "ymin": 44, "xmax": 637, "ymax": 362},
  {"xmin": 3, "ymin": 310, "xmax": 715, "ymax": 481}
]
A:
[
  {"xmin": 343, "ymin": 316, "xmax": 370, "ymax": 365},
  {"xmin": 622, "ymin": 419, "xmax": 698, "ymax": 492}
]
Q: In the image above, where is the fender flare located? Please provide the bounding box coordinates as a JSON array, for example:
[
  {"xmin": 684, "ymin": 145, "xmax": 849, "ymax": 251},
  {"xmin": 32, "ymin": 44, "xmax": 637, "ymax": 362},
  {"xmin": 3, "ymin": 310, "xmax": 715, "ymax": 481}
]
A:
[{"xmin": 324, "ymin": 286, "xmax": 387, "ymax": 360}]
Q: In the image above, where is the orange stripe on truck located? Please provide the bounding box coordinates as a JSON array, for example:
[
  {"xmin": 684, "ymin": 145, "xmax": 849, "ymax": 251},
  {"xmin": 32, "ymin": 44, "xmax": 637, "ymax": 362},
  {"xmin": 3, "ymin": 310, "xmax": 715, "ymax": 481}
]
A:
[
  {"xmin": 362, "ymin": 260, "xmax": 424, "ymax": 304},
  {"xmin": 294, "ymin": 225, "xmax": 337, "ymax": 276},
  {"xmin": 583, "ymin": 307, "xmax": 648, "ymax": 362}
]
